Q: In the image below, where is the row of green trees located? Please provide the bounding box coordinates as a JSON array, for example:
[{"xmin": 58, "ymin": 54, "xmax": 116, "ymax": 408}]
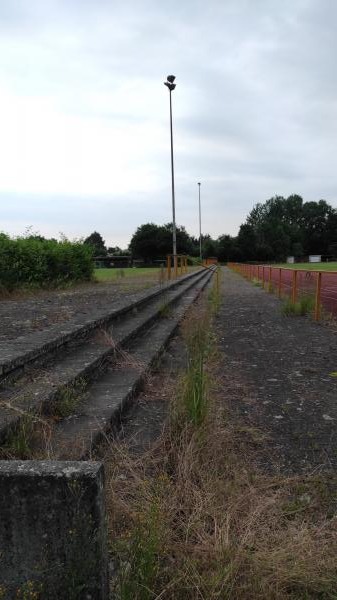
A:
[
  {"xmin": 232, "ymin": 195, "xmax": 337, "ymax": 262},
  {"xmin": 125, "ymin": 195, "xmax": 337, "ymax": 263},
  {"xmin": 58, "ymin": 194, "xmax": 337, "ymax": 267},
  {"xmin": 0, "ymin": 234, "xmax": 94, "ymax": 291},
  {"xmin": 1, "ymin": 193, "xmax": 335, "ymax": 293},
  {"xmin": 84, "ymin": 225, "xmax": 217, "ymax": 262}
]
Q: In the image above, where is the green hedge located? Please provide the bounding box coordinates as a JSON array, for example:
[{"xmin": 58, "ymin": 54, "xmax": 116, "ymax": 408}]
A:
[{"xmin": 0, "ymin": 234, "xmax": 94, "ymax": 291}]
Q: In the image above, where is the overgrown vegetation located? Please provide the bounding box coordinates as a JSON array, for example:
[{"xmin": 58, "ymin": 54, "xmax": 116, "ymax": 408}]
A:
[
  {"xmin": 174, "ymin": 306, "xmax": 211, "ymax": 427},
  {"xmin": 0, "ymin": 233, "xmax": 94, "ymax": 293},
  {"xmin": 158, "ymin": 301, "xmax": 172, "ymax": 319},
  {"xmin": 53, "ymin": 379, "xmax": 87, "ymax": 418},
  {"xmin": 252, "ymin": 277, "xmax": 262, "ymax": 287},
  {"xmin": 106, "ymin": 280, "xmax": 337, "ymax": 599},
  {"xmin": 0, "ymin": 411, "xmax": 51, "ymax": 459},
  {"xmin": 282, "ymin": 295, "xmax": 315, "ymax": 317}
]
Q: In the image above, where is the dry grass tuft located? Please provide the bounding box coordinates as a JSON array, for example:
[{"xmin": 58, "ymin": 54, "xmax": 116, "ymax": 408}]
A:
[
  {"xmin": 97, "ymin": 330, "xmax": 147, "ymax": 372},
  {"xmin": 106, "ymin": 420, "xmax": 337, "ymax": 598}
]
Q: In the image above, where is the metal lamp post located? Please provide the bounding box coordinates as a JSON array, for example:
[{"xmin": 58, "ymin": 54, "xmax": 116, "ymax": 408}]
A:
[
  {"xmin": 198, "ymin": 182, "xmax": 202, "ymax": 262},
  {"xmin": 164, "ymin": 74, "xmax": 177, "ymax": 276}
]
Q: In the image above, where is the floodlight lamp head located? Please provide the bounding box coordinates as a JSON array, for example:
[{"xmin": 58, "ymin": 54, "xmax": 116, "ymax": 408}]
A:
[
  {"xmin": 164, "ymin": 81, "xmax": 176, "ymax": 91},
  {"xmin": 167, "ymin": 75, "xmax": 176, "ymax": 83}
]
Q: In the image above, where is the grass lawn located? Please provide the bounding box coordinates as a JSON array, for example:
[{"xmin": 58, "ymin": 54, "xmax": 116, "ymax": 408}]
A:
[
  {"xmin": 94, "ymin": 267, "xmax": 162, "ymax": 281},
  {"xmin": 275, "ymin": 262, "xmax": 337, "ymax": 271}
]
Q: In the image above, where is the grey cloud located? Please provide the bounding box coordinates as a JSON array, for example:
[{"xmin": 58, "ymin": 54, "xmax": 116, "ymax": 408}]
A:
[{"xmin": 0, "ymin": 0, "xmax": 336, "ymax": 245}]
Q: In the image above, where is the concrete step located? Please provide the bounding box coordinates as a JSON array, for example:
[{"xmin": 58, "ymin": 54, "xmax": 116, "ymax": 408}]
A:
[
  {"xmin": 0, "ymin": 268, "xmax": 213, "ymax": 445},
  {"xmin": 0, "ymin": 268, "xmax": 204, "ymax": 381},
  {"xmin": 48, "ymin": 273, "xmax": 213, "ymax": 459}
]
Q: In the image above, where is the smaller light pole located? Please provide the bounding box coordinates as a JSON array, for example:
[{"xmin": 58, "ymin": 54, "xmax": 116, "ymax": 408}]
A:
[{"xmin": 198, "ymin": 182, "xmax": 202, "ymax": 262}]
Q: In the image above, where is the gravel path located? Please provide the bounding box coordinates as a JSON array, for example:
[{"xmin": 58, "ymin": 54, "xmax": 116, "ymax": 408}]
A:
[
  {"xmin": 217, "ymin": 267, "xmax": 337, "ymax": 474},
  {"xmin": 0, "ymin": 277, "xmax": 159, "ymax": 343}
]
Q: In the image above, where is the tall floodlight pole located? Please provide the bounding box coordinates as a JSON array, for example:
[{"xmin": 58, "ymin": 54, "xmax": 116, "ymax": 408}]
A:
[
  {"xmin": 164, "ymin": 75, "xmax": 177, "ymax": 273},
  {"xmin": 198, "ymin": 182, "xmax": 202, "ymax": 262}
]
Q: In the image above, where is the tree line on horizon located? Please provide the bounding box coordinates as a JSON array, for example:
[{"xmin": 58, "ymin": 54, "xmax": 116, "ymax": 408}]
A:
[{"xmin": 84, "ymin": 195, "xmax": 337, "ymax": 263}]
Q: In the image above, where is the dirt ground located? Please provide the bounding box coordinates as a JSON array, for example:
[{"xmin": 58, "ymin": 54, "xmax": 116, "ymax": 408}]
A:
[{"xmin": 216, "ymin": 267, "xmax": 337, "ymax": 474}]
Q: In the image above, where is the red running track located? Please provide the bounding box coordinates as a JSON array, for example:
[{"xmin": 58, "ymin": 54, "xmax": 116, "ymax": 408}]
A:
[{"xmin": 229, "ymin": 264, "xmax": 337, "ymax": 318}]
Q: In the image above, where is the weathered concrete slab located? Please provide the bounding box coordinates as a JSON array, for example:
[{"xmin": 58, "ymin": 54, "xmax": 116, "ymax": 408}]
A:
[
  {"xmin": 0, "ymin": 461, "xmax": 108, "ymax": 599},
  {"xmin": 48, "ymin": 273, "xmax": 213, "ymax": 460},
  {"xmin": 0, "ymin": 269, "xmax": 210, "ymax": 445},
  {"xmin": 0, "ymin": 269, "xmax": 204, "ymax": 378}
]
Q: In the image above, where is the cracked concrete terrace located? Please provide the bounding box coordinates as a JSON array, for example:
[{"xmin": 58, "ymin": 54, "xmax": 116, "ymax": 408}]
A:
[{"xmin": 0, "ymin": 274, "xmax": 162, "ymax": 343}]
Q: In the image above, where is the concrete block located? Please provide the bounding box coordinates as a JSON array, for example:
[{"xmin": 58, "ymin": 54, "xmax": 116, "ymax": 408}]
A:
[{"xmin": 0, "ymin": 461, "xmax": 108, "ymax": 599}]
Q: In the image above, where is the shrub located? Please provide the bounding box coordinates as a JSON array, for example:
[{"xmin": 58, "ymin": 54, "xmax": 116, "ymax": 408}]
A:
[{"xmin": 0, "ymin": 234, "xmax": 94, "ymax": 292}]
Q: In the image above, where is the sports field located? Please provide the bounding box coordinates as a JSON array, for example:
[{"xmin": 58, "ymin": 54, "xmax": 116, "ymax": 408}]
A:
[
  {"xmin": 94, "ymin": 267, "xmax": 162, "ymax": 281},
  {"xmin": 275, "ymin": 262, "xmax": 337, "ymax": 271}
]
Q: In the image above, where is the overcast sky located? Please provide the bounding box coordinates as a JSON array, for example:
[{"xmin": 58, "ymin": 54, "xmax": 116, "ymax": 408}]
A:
[{"xmin": 0, "ymin": 0, "xmax": 336, "ymax": 248}]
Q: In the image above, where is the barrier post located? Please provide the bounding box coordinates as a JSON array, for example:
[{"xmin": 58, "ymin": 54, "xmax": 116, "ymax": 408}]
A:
[
  {"xmin": 167, "ymin": 255, "xmax": 171, "ymax": 280},
  {"xmin": 291, "ymin": 270, "xmax": 298, "ymax": 304},
  {"xmin": 262, "ymin": 266, "xmax": 265, "ymax": 289},
  {"xmin": 278, "ymin": 268, "xmax": 282, "ymax": 298},
  {"xmin": 174, "ymin": 254, "xmax": 178, "ymax": 278},
  {"xmin": 179, "ymin": 256, "xmax": 183, "ymax": 276},
  {"xmin": 268, "ymin": 266, "xmax": 272, "ymax": 292},
  {"xmin": 314, "ymin": 272, "xmax": 322, "ymax": 321}
]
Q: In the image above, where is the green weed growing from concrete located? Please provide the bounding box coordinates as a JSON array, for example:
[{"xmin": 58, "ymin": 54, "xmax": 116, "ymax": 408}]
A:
[
  {"xmin": 118, "ymin": 502, "xmax": 162, "ymax": 600},
  {"xmin": 252, "ymin": 277, "xmax": 262, "ymax": 287},
  {"xmin": 178, "ymin": 271, "xmax": 220, "ymax": 427},
  {"xmin": 2, "ymin": 414, "xmax": 37, "ymax": 459},
  {"xmin": 0, "ymin": 405, "xmax": 53, "ymax": 459},
  {"xmin": 282, "ymin": 295, "xmax": 315, "ymax": 317},
  {"xmin": 158, "ymin": 301, "xmax": 172, "ymax": 318},
  {"xmin": 179, "ymin": 306, "xmax": 211, "ymax": 426},
  {"xmin": 53, "ymin": 378, "xmax": 87, "ymax": 418}
]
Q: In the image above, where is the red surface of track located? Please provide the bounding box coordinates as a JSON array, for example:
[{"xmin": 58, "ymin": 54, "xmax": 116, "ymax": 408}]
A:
[{"xmin": 230, "ymin": 264, "xmax": 337, "ymax": 317}]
